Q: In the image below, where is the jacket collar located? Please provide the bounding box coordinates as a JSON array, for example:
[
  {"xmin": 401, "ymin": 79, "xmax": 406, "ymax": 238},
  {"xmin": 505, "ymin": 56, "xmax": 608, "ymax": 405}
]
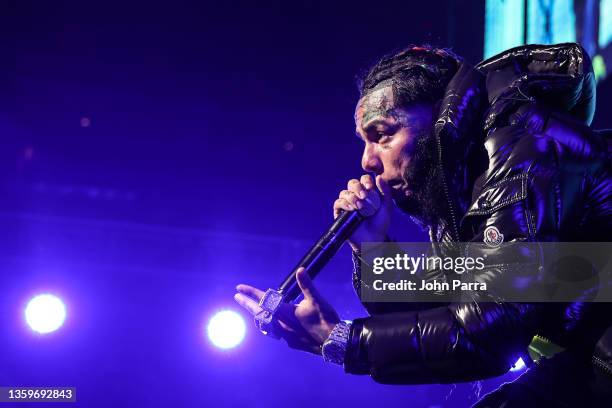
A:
[{"xmin": 431, "ymin": 62, "xmax": 488, "ymax": 241}]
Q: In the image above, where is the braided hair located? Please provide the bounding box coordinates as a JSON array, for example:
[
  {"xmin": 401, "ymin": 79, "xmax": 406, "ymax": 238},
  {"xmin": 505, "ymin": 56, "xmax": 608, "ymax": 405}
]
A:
[{"xmin": 357, "ymin": 45, "xmax": 462, "ymax": 107}]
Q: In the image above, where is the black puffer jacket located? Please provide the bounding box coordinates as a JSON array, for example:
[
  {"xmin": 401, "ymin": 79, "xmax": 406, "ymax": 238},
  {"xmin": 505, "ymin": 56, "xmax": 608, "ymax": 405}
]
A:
[{"xmin": 345, "ymin": 43, "xmax": 612, "ymax": 397}]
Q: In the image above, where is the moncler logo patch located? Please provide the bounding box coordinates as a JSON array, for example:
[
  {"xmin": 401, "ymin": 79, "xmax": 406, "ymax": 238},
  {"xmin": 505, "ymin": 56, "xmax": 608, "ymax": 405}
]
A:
[{"xmin": 483, "ymin": 225, "xmax": 504, "ymax": 247}]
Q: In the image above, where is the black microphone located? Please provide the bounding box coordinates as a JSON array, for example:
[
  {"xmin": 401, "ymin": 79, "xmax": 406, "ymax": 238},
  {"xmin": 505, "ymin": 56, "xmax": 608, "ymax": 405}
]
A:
[{"xmin": 277, "ymin": 192, "xmax": 380, "ymax": 302}]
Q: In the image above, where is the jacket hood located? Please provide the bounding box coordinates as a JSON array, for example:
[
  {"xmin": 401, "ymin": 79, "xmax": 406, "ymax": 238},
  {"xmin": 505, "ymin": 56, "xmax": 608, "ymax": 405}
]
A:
[
  {"xmin": 476, "ymin": 43, "xmax": 596, "ymax": 128},
  {"xmin": 430, "ymin": 43, "xmax": 596, "ymax": 241}
]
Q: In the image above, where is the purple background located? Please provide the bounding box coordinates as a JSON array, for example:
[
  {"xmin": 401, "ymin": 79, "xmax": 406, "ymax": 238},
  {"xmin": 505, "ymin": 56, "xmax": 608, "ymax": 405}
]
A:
[{"xmin": 0, "ymin": 1, "xmax": 610, "ymax": 407}]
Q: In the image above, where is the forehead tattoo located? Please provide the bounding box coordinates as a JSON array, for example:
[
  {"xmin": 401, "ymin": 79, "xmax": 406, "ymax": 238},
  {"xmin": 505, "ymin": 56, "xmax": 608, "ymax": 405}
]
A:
[
  {"xmin": 358, "ymin": 84, "xmax": 425, "ymax": 131},
  {"xmin": 359, "ymin": 81, "xmax": 396, "ymax": 126}
]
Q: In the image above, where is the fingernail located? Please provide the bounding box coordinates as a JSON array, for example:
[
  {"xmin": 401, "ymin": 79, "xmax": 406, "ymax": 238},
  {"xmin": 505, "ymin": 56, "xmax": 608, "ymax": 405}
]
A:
[{"xmin": 355, "ymin": 201, "xmax": 363, "ymax": 209}]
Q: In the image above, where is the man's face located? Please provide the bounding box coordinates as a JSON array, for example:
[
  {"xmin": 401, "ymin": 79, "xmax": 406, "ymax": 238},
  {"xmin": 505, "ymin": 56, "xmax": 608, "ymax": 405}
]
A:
[{"xmin": 354, "ymin": 85, "xmax": 436, "ymax": 215}]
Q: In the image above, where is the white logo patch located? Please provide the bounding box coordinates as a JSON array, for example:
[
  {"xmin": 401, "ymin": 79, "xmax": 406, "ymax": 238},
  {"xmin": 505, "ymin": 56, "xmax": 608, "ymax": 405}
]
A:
[{"xmin": 483, "ymin": 226, "xmax": 504, "ymax": 247}]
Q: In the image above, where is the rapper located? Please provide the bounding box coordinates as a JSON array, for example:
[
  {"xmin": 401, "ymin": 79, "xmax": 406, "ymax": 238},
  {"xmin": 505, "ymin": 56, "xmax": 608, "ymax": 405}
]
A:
[{"xmin": 234, "ymin": 43, "xmax": 612, "ymax": 407}]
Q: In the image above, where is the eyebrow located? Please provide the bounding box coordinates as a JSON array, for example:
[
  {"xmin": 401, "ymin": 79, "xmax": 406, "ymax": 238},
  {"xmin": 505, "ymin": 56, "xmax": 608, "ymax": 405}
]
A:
[
  {"xmin": 355, "ymin": 118, "xmax": 395, "ymax": 141},
  {"xmin": 361, "ymin": 118, "xmax": 392, "ymax": 131},
  {"xmin": 357, "ymin": 117, "xmax": 397, "ymax": 138}
]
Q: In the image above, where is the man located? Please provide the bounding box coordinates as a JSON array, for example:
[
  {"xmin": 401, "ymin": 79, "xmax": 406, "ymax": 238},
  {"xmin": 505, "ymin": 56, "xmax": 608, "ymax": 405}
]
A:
[{"xmin": 234, "ymin": 44, "xmax": 612, "ymax": 406}]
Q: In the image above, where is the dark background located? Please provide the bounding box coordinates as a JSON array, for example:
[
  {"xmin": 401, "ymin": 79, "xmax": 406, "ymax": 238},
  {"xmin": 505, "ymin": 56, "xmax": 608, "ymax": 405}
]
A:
[
  {"xmin": 0, "ymin": 0, "xmax": 487, "ymax": 237},
  {"xmin": 0, "ymin": 1, "xmax": 609, "ymax": 407}
]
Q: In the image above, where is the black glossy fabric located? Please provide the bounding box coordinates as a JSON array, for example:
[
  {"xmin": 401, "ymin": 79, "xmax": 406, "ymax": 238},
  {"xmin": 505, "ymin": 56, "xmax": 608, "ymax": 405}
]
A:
[{"xmin": 345, "ymin": 44, "xmax": 612, "ymax": 402}]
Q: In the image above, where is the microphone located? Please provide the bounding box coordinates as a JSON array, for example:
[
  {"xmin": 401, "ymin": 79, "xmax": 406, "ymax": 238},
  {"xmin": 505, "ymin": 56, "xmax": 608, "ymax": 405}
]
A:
[{"xmin": 277, "ymin": 191, "xmax": 381, "ymax": 302}]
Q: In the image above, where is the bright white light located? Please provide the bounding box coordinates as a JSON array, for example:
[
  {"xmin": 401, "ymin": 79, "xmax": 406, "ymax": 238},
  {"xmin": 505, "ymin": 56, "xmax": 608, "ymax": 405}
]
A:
[
  {"xmin": 510, "ymin": 357, "xmax": 526, "ymax": 371},
  {"xmin": 25, "ymin": 294, "xmax": 67, "ymax": 334},
  {"xmin": 207, "ymin": 310, "xmax": 246, "ymax": 349}
]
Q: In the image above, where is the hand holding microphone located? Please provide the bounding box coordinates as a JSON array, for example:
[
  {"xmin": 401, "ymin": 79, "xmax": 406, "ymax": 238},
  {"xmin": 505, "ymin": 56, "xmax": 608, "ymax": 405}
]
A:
[
  {"xmin": 233, "ymin": 174, "xmax": 394, "ymax": 350},
  {"xmin": 333, "ymin": 174, "xmax": 394, "ymax": 252}
]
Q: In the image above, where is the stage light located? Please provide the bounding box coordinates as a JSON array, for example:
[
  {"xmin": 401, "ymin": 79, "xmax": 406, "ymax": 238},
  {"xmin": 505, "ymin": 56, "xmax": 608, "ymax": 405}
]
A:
[
  {"xmin": 207, "ymin": 310, "xmax": 246, "ymax": 349},
  {"xmin": 510, "ymin": 357, "xmax": 526, "ymax": 372},
  {"xmin": 25, "ymin": 294, "xmax": 67, "ymax": 334}
]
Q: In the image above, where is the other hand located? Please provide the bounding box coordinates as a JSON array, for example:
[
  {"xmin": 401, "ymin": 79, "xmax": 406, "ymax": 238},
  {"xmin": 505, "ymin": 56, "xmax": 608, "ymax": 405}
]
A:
[{"xmin": 234, "ymin": 267, "xmax": 340, "ymax": 354}]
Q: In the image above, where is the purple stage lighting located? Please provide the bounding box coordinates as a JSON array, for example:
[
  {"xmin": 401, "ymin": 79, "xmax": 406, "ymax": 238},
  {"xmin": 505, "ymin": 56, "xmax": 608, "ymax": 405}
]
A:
[
  {"xmin": 510, "ymin": 357, "xmax": 526, "ymax": 372},
  {"xmin": 25, "ymin": 294, "xmax": 67, "ymax": 334},
  {"xmin": 207, "ymin": 310, "xmax": 246, "ymax": 349}
]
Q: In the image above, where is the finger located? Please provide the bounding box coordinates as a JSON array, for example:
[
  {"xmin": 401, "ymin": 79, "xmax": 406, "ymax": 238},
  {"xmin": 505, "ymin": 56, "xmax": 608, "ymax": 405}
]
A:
[
  {"xmin": 376, "ymin": 175, "xmax": 392, "ymax": 199},
  {"xmin": 236, "ymin": 284, "xmax": 265, "ymax": 301},
  {"xmin": 360, "ymin": 174, "xmax": 375, "ymax": 190},
  {"xmin": 347, "ymin": 179, "xmax": 367, "ymax": 199},
  {"xmin": 339, "ymin": 190, "xmax": 362, "ymax": 210},
  {"xmin": 295, "ymin": 267, "xmax": 320, "ymax": 302},
  {"xmin": 233, "ymin": 293, "xmax": 262, "ymax": 316},
  {"xmin": 333, "ymin": 198, "xmax": 354, "ymax": 218}
]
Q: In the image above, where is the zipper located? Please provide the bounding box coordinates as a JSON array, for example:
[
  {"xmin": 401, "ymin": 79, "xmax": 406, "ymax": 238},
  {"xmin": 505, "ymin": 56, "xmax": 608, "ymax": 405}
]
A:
[
  {"xmin": 593, "ymin": 355, "xmax": 612, "ymax": 376},
  {"xmin": 435, "ymin": 121, "xmax": 460, "ymax": 242}
]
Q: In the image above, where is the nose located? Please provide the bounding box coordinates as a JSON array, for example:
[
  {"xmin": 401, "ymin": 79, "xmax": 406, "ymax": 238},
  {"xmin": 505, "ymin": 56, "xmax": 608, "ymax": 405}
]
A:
[{"xmin": 361, "ymin": 142, "xmax": 383, "ymax": 174}]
